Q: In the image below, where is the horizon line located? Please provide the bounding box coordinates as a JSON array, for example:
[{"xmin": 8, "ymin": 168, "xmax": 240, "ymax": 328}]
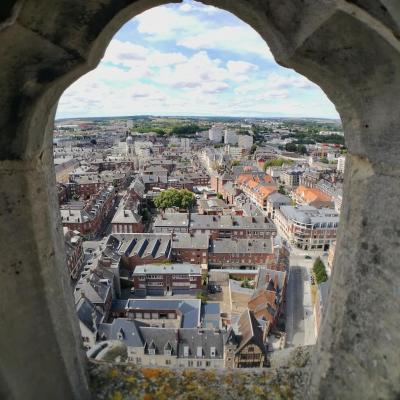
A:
[{"xmin": 55, "ymin": 114, "xmax": 341, "ymax": 122}]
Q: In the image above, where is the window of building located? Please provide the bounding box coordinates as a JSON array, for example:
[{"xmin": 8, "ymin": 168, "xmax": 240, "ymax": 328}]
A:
[
  {"xmin": 188, "ymin": 360, "xmax": 193, "ymax": 367},
  {"xmin": 210, "ymin": 346, "xmax": 216, "ymax": 357},
  {"xmin": 183, "ymin": 346, "xmax": 189, "ymax": 357},
  {"xmin": 197, "ymin": 346, "xmax": 203, "ymax": 357},
  {"xmin": 196, "ymin": 361, "xmax": 202, "ymax": 367},
  {"xmin": 165, "ymin": 359, "xmax": 171, "ymax": 365}
]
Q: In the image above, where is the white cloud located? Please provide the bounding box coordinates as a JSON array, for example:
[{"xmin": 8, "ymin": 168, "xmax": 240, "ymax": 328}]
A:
[
  {"xmin": 103, "ymin": 39, "xmax": 187, "ymax": 69},
  {"xmin": 135, "ymin": 6, "xmax": 201, "ymax": 38},
  {"xmin": 178, "ymin": 26, "xmax": 273, "ymax": 60},
  {"xmin": 56, "ymin": 2, "xmax": 339, "ymax": 119},
  {"xmin": 179, "ymin": 1, "xmax": 219, "ymax": 14}
]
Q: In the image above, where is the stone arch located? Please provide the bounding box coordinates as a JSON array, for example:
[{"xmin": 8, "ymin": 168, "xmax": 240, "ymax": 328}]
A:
[{"xmin": 0, "ymin": 1, "xmax": 399, "ymax": 399}]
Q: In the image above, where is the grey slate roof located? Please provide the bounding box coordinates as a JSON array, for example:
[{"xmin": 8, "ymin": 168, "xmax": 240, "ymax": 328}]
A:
[
  {"xmin": 125, "ymin": 299, "xmax": 201, "ymax": 328},
  {"xmin": 177, "ymin": 328, "xmax": 224, "ymax": 359},
  {"xmin": 98, "ymin": 318, "xmax": 144, "ymax": 347},
  {"xmin": 202, "ymin": 303, "xmax": 221, "ymax": 329},
  {"xmin": 76, "ymin": 296, "xmax": 103, "ymax": 333},
  {"xmin": 104, "ymin": 233, "xmax": 172, "ymax": 260},
  {"xmin": 171, "ymin": 232, "xmax": 209, "ymax": 250},
  {"xmin": 141, "ymin": 327, "xmax": 178, "ymax": 355},
  {"xmin": 210, "ymin": 237, "xmax": 274, "ymax": 254},
  {"xmin": 267, "ymin": 192, "xmax": 292, "ymax": 205},
  {"xmin": 279, "ymin": 205, "xmax": 339, "ymax": 225}
]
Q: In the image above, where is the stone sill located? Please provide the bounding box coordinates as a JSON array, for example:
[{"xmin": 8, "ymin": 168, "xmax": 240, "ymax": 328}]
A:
[{"xmin": 89, "ymin": 347, "xmax": 311, "ymax": 400}]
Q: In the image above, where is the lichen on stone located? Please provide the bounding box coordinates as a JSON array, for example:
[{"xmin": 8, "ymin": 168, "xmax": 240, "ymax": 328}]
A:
[{"xmin": 89, "ymin": 347, "xmax": 311, "ymax": 400}]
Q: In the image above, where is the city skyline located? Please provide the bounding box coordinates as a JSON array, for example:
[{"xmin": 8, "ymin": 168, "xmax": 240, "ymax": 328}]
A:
[{"xmin": 56, "ymin": 0, "xmax": 339, "ymax": 120}]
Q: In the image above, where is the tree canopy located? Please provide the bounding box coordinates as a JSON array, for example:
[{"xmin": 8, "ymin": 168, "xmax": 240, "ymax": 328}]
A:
[
  {"xmin": 153, "ymin": 188, "xmax": 196, "ymax": 210},
  {"xmin": 313, "ymin": 257, "xmax": 328, "ymax": 284},
  {"xmin": 263, "ymin": 158, "xmax": 292, "ymax": 171},
  {"xmin": 170, "ymin": 124, "xmax": 201, "ymax": 136}
]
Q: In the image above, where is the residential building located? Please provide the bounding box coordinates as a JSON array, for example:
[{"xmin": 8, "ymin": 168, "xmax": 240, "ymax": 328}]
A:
[
  {"xmin": 97, "ymin": 299, "xmax": 266, "ymax": 369},
  {"xmin": 293, "ymin": 185, "xmax": 334, "ymax": 208},
  {"xmin": 60, "ymin": 186, "xmax": 116, "ymax": 239},
  {"xmin": 238, "ymin": 134, "xmax": 253, "ymax": 149},
  {"xmin": 224, "ymin": 129, "xmax": 238, "ymax": 145},
  {"xmin": 64, "ymin": 228, "xmax": 84, "ymax": 280},
  {"xmin": 209, "ymin": 125, "xmax": 224, "ymax": 143},
  {"xmin": 154, "ymin": 213, "xmax": 277, "ymax": 239},
  {"xmin": 337, "ymin": 155, "xmax": 346, "ymax": 173},
  {"xmin": 280, "ymin": 169, "xmax": 303, "ymax": 188},
  {"xmin": 76, "ymin": 295, "xmax": 104, "ymax": 351},
  {"xmin": 132, "ymin": 263, "xmax": 202, "ymax": 296},
  {"xmin": 275, "ymin": 205, "xmax": 339, "ymax": 250},
  {"xmin": 198, "ymin": 198, "xmax": 230, "ymax": 215},
  {"xmin": 208, "ymin": 238, "xmax": 275, "ymax": 268},
  {"xmin": 189, "ymin": 214, "xmax": 277, "ymax": 239},
  {"xmin": 299, "ymin": 170, "xmax": 321, "ymax": 188},
  {"xmin": 226, "ymin": 310, "xmax": 267, "ymax": 368},
  {"xmin": 247, "ymin": 269, "xmax": 287, "ymax": 332},
  {"xmin": 171, "ymin": 232, "xmax": 209, "ymax": 264},
  {"xmin": 111, "ymin": 206, "xmax": 144, "ymax": 234},
  {"xmin": 265, "ymin": 192, "xmax": 292, "ymax": 219}
]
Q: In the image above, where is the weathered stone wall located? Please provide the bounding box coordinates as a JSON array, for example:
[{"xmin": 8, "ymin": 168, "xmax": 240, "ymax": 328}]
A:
[{"xmin": 0, "ymin": 1, "xmax": 399, "ymax": 399}]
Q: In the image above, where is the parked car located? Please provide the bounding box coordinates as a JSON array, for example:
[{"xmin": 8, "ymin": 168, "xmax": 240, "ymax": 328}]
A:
[
  {"xmin": 208, "ymin": 285, "xmax": 217, "ymax": 294},
  {"xmin": 305, "ymin": 255, "xmax": 312, "ymax": 259}
]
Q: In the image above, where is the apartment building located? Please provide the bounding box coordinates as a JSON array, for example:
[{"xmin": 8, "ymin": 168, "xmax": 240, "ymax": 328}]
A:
[
  {"xmin": 275, "ymin": 205, "xmax": 339, "ymax": 250},
  {"xmin": 132, "ymin": 263, "xmax": 202, "ymax": 296}
]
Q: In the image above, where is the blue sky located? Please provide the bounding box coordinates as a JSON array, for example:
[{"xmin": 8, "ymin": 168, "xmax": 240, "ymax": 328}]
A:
[{"xmin": 57, "ymin": 0, "xmax": 339, "ymax": 119}]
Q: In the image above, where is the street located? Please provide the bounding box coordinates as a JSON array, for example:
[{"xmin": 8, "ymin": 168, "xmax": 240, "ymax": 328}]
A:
[{"xmin": 285, "ymin": 248, "xmax": 318, "ymax": 348}]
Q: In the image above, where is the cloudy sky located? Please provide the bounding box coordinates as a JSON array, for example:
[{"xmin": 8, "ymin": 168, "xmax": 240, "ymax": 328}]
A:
[{"xmin": 56, "ymin": 0, "xmax": 339, "ymax": 119}]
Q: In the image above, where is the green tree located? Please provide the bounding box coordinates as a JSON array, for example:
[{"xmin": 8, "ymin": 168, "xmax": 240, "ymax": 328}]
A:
[
  {"xmin": 320, "ymin": 157, "xmax": 329, "ymax": 164},
  {"xmin": 216, "ymin": 193, "xmax": 223, "ymax": 200},
  {"xmin": 297, "ymin": 144, "xmax": 308, "ymax": 155},
  {"xmin": 154, "ymin": 188, "xmax": 195, "ymax": 210},
  {"xmin": 278, "ymin": 185, "xmax": 287, "ymax": 195},
  {"xmin": 285, "ymin": 142, "xmax": 297, "ymax": 152},
  {"xmin": 250, "ymin": 144, "xmax": 258, "ymax": 154},
  {"xmin": 196, "ymin": 292, "xmax": 208, "ymax": 303},
  {"xmin": 170, "ymin": 124, "xmax": 200, "ymax": 136},
  {"xmin": 313, "ymin": 257, "xmax": 328, "ymax": 283}
]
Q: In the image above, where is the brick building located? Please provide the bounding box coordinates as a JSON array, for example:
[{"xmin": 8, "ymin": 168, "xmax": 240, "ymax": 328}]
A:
[
  {"xmin": 208, "ymin": 238, "xmax": 275, "ymax": 268},
  {"xmin": 60, "ymin": 186, "xmax": 116, "ymax": 239},
  {"xmin": 132, "ymin": 263, "xmax": 202, "ymax": 296},
  {"xmin": 64, "ymin": 228, "xmax": 84, "ymax": 280},
  {"xmin": 154, "ymin": 213, "xmax": 277, "ymax": 240},
  {"xmin": 171, "ymin": 233, "xmax": 209, "ymax": 264},
  {"xmin": 275, "ymin": 205, "xmax": 339, "ymax": 250}
]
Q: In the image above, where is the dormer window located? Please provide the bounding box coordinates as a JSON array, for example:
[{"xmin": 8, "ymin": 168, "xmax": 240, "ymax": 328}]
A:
[
  {"xmin": 148, "ymin": 340, "xmax": 156, "ymax": 355},
  {"xmin": 210, "ymin": 346, "xmax": 216, "ymax": 358},
  {"xmin": 117, "ymin": 328, "xmax": 124, "ymax": 340},
  {"xmin": 197, "ymin": 346, "xmax": 203, "ymax": 357},
  {"xmin": 164, "ymin": 342, "xmax": 172, "ymax": 356},
  {"xmin": 183, "ymin": 346, "xmax": 189, "ymax": 357}
]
